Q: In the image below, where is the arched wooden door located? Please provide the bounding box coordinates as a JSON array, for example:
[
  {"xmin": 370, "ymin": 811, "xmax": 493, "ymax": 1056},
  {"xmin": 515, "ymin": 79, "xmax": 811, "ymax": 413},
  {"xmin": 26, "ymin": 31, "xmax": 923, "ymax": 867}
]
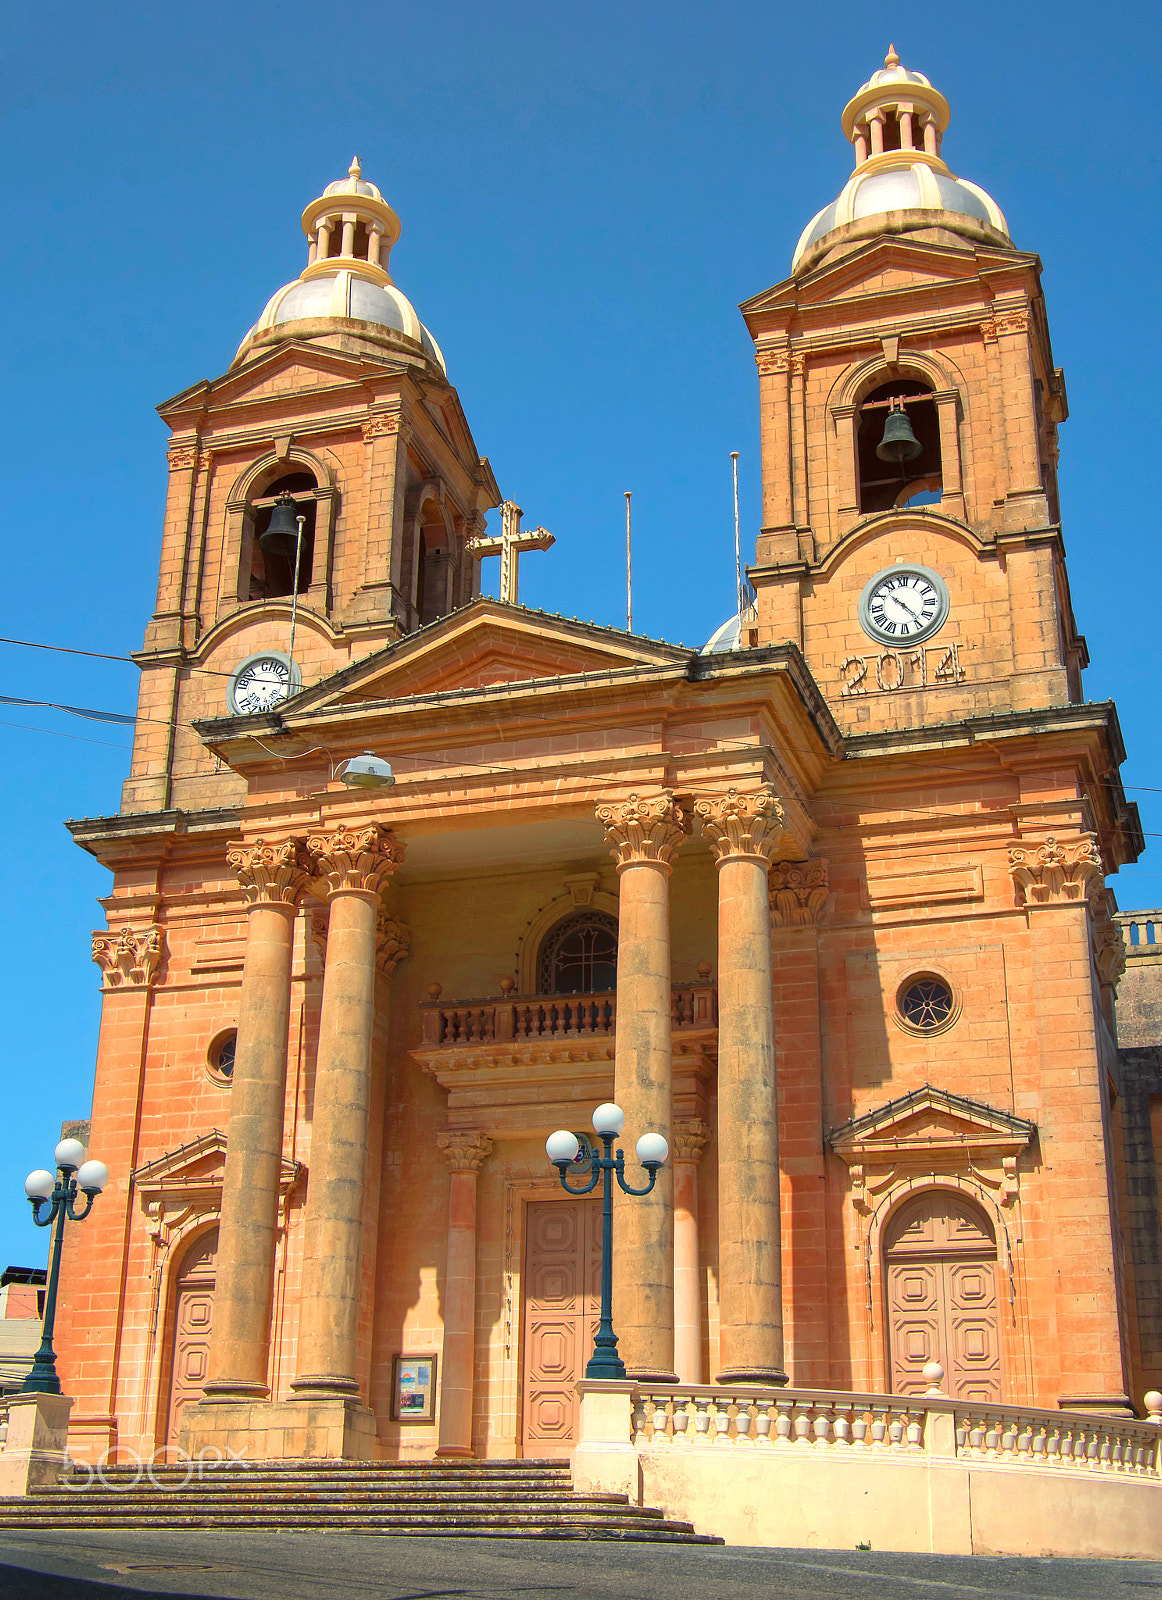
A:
[
  {"xmin": 521, "ymin": 1198, "xmax": 601, "ymax": 1457},
  {"xmin": 884, "ymin": 1191, "xmax": 1003, "ymax": 1402},
  {"xmin": 163, "ymin": 1228, "xmax": 218, "ymax": 1451}
]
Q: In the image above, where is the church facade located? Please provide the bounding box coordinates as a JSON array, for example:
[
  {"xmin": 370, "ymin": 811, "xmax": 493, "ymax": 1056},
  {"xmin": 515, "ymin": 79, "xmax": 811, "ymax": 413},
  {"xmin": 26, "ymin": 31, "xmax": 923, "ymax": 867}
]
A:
[{"xmin": 57, "ymin": 51, "xmax": 1151, "ymax": 1468}]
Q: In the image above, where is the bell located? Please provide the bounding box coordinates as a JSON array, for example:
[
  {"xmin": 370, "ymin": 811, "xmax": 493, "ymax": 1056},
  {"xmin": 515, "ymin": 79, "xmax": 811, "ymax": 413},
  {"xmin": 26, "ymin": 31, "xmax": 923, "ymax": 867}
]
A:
[
  {"xmin": 876, "ymin": 405, "xmax": 922, "ymax": 464},
  {"xmin": 259, "ymin": 494, "xmax": 300, "ymax": 557}
]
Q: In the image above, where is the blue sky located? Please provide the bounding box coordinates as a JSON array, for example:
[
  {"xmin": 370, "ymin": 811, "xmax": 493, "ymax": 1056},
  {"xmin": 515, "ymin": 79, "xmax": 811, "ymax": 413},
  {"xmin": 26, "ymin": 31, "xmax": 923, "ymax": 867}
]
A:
[{"xmin": 1, "ymin": 0, "xmax": 1159, "ymax": 1268}]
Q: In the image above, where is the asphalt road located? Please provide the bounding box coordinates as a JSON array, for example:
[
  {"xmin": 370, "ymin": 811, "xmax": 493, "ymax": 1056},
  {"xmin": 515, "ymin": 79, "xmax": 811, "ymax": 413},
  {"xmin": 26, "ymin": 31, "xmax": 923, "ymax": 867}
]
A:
[{"xmin": 0, "ymin": 1530, "xmax": 1160, "ymax": 1600}]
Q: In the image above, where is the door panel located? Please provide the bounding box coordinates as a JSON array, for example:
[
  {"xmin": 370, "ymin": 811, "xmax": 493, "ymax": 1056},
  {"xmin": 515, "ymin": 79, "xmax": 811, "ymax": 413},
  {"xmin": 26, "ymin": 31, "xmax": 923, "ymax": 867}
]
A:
[
  {"xmin": 164, "ymin": 1230, "xmax": 217, "ymax": 1451},
  {"xmin": 884, "ymin": 1192, "xmax": 1003, "ymax": 1404},
  {"xmin": 521, "ymin": 1198, "xmax": 600, "ymax": 1457}
]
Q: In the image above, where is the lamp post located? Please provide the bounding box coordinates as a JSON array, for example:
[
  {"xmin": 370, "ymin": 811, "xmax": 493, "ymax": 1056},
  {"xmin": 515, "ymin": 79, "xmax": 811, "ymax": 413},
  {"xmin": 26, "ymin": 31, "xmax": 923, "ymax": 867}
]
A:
[
  {"xmin": 21, "ymin": 1139, "xmax": 108, "ymax": 1395},
  {"xmin": 546, "ymin": 1103, "xmax": 668, "ymax": 1380}
]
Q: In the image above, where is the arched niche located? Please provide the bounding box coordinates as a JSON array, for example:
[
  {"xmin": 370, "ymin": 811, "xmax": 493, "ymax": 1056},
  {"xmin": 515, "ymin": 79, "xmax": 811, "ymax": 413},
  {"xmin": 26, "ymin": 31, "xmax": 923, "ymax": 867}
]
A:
[{"xmin": 220, "ymin": 448, "xmax": 339, "ymax": 619}]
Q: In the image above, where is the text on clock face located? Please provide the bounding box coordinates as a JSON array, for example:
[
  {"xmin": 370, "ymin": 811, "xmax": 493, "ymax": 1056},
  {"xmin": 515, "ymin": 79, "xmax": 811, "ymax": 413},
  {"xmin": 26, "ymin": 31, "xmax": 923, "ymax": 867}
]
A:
[
  {"xmin": 233, "ymin": 658, "xmax": 289, "ymax": 711},
  {"xmin": 868, "ymin": 574, "xmax": 940, "ymax": 638}
]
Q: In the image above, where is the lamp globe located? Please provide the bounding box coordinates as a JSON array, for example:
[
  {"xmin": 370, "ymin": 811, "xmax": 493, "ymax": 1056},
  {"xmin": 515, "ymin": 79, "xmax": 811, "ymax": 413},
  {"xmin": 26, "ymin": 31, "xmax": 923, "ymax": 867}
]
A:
[
  {"xmin": 76, "ymin": 1161, "xmax": 109, "ymax": 1194},
  {"xmin": 635, "ymin": 1132, "xmax": 669, "ymax": 1167},
  {"xmin": 24, "ymin": 1170, "xmax": 56, "ymax": 1201},
  {"xmin": 545, "ymin": 1130, "xmax": 580, "ymax": 1164},
  {"xmin": 54, "ymin": 1139, "xmax": 86, "ymax": 1171},
  {"xmin": 592, "ymin": 1103, "xmax": 625, "ymax": 1136}
]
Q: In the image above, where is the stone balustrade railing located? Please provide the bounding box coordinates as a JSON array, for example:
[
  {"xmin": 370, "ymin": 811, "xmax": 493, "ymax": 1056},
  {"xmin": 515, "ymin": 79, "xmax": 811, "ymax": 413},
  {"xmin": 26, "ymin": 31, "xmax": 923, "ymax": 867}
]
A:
[
  {"xmin": 419, "ymin": 983, "xmax": 718, "ymax": 1047},
  {"xmin": 631, "ymin": 1382, "xmax": 1162, "ymax": 1478}
]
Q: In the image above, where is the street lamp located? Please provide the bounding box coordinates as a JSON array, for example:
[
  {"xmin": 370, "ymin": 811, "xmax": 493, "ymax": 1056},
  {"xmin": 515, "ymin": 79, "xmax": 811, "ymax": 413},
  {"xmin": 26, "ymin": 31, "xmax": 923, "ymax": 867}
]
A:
[
  {"xmin": 21, "ymin": 1139, "xmax": 108, "ymax": 1395},
  {"xmin": 546, "ymin": 1102, "xmax": 668, "ymax": 1381}
]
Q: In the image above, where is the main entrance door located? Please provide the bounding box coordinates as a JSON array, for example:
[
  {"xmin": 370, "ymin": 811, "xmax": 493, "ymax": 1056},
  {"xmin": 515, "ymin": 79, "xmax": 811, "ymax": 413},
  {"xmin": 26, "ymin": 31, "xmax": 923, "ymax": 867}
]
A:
[
  {"xmin": 884, "ymin": 1191, "xmax": 1003, "ymax": 1402},
  {"xmin": 163, "ymin": 1228, "xmax": 218, "ymax": 1451},
  {"xmin": 521, "ymin": 1197, "xmax": 601, "ymax": 1457}
]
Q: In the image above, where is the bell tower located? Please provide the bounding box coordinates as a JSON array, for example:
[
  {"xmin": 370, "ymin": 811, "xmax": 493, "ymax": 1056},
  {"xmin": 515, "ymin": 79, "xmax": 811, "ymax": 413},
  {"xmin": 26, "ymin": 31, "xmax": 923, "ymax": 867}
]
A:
[
  {"xmin": 741, "ymin": 49, "xmax": 1080, "ymax": 733},
  {"xmin": 123, "ymin": 159, "xmax": 500, "ymax": 814}
]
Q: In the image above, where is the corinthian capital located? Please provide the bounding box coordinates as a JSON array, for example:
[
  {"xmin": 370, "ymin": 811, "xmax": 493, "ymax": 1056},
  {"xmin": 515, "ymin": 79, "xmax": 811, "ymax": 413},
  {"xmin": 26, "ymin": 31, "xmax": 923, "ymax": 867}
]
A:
[
  {"xmin": 769, "ymin": 859, "xmax": 829, "ymax": 927},
  {"xmin": 227, "ymin": 837, "xmax": 314, "ymax": 907},
  {"xmin": 673, "ymin": 1117, "xmax": 711, "ymax": 1163},
  {"xmin": 308, "ymin": 823, "xmax": 405, "ymax": 898},
  {"xmin": 91, "ymin": 925, "xmax": 166, "ymax": 988},
  {"xmin": 1009, "ymin": 833, "xmax": 1103, "ymax": 907},
  {"xmin": 695, "ymin": 785, "xmax": 785, "ymax": 865},
  {"xmin": 376, "ymin": 910, "xmax": 411, "ymax": 975},
  {"xmin": 596, "ymin": 791, "xmax": 690, "ymax": 871},
  {"xmin": 437, "ymin": 1129, "xmax": 493, "ymax": 1175}
]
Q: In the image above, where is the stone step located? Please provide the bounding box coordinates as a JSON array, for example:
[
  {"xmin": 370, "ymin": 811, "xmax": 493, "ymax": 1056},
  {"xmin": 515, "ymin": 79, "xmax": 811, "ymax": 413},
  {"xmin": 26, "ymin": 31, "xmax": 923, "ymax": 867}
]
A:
[{"xmin": 18, "ymin": 1492, "xmax": 641, "ymax": 1511}]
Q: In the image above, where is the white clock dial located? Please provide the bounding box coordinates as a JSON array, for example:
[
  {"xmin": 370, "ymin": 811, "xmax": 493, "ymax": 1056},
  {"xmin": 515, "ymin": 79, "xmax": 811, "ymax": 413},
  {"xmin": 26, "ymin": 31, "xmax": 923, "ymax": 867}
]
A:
[
  {"xmin": 227, "ymin": 652, "xmax": 301, "ymax": 716},
  {"xmin": 858, "ymin": 564, "xmax": 949, "ymax": 646}
]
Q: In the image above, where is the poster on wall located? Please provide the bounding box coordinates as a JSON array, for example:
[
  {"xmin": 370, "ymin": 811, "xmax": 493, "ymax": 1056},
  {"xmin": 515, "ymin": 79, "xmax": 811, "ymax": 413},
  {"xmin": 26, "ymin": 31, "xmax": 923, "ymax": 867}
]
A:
[{"xmin": 391, "ymin": 1354, "xmax": 437, "ymax": 1423}]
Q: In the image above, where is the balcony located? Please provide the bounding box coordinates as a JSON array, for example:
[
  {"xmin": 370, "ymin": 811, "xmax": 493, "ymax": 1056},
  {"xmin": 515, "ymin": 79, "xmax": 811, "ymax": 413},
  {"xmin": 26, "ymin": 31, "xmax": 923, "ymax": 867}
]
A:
[{"xmin": 412, "ymin": 983, "xmax": 718, "ymax": 1135}]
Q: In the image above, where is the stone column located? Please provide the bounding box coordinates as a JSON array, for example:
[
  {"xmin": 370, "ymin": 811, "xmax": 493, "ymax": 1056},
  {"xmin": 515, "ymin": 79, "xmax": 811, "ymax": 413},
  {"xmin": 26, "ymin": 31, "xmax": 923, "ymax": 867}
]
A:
[
  {"xmin": 695, "ymin": 786, "xmax": 788, "ymax": 1386},
  {"xmin": 292, "ymin": 824, "xmax": 404, "ymax": 1400},
  {"xmin": 205, "ymin": 838, "xmax": 313, "ymax": 1400},
  {"xmin": 596, "ymin": 791, "xmax": 690, "ymax": 1380},
  {"xmin": 672, "ymin": 1117, "xmax": 709, "ymax": 1385},
  {"xmin": 435, "ymin": 1130, "xmax": 492, "ymax": 1457}
]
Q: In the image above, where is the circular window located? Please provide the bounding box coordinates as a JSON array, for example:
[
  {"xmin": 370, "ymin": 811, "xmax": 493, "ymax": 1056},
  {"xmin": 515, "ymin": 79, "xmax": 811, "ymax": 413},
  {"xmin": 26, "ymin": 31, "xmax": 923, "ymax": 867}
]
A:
[
  {"xmin": 896, "ymin": 974, "xmax": 958, "ymax": 1035},
  {"xmin": 206, "ymin": 1029, "xmax": 237, "ymax": 1086}
]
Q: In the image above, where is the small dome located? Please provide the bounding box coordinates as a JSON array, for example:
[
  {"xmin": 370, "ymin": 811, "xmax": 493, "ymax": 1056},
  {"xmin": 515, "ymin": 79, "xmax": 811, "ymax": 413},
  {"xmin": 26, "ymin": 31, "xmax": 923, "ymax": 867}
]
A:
[
  {"xmin": 856, "ymin": 45, "xmax": 932, "ymax": 94},
  {"xmin": 323, "ymin": 158, "xmax": 383, "ymax": 201},
  {"xmin": 700, "ymin": 609, "xmax": 756, "ymax": 654},
  {"xmin": 238, "ymin": 269, "xmax": 446, "ymax": 373}
]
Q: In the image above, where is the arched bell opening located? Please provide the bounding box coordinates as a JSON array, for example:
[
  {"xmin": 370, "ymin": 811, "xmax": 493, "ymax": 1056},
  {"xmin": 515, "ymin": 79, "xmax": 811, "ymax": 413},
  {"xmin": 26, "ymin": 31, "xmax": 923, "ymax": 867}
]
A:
[
  {"xmin": 249, "ymin": 470, "xmax": 317, "ymax": 600},
  {"xmin": 857, "ymin": 378, "xmax": 942, "ymax": 515},
  {"xmin": 416, "ymin": 501, "xmax": 451, "ymax": 627}
]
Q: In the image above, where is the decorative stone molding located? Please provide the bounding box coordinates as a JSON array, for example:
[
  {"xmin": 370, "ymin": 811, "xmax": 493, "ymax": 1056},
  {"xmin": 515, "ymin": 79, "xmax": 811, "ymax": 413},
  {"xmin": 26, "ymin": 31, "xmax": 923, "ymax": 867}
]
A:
[
  {"xmin": 134, "ymin": 1129, "xmax": 301, "ymax": 1251},
  {"xmin": 166, "ymin": 443, "xmax": 198, "ymax": 471},
  {"xmin": 361, "ymin": 412, "xmax": 402, "ymax": 442},
  {"xmin": 769, "ymin": 859, "xmax": 829, "ymax": 927},
  {"xmin": 695, "ymin": 785, "xmax": 786, "ymax": 866},
  {"xmin": 829, "ymin": 1085, "xmax": 1036, "ymax": 1214},
  {"xmin": 227, "ymin": 837, "xmax": 314, "ymax": 907},
  {"xmin": 436, "ymin": 1130, "xmax": 493, "ymax": 1175},
  {"xmin": 980, "ymin": 318, "xmax": 998, "ymax": 343},
  {"xmin": 596, "ymin": 792, "xmax": 691, "ymax": 871},
  {"xmin": 309, "ymin": 912, "xmax": 329, "ymax": 963},
  {"xmin": 755, "ymin": 348, "xmax": 803, "ymax": 376},
  {"xmin": 1093, "ymin": 918, "xmax": 1127, "ymax": 990},
  {"xmin": 1008, "ymin": 833, "xmax": 1103, "ymax": 907},
  {"xmin": 996, "ymin": 311, "xmax": 1029, "ymax": 336},
  {"xmin": 307, "ymin": 824, "xmax": 405, "ymax": 898},
  {"xmin": 91, "ymin": 925, "xmax": 166, "ymax": 989},
  {"xmin": 672, "ymin": 1117, "xmax": 711, "ymax": 1163},
  {"xmin": 564, "ymin": 872, "xmax": 601, "ymax": 907},
  {"xmin": 375, "ymin": 909, "xmax": 411, "ymax": 976}
]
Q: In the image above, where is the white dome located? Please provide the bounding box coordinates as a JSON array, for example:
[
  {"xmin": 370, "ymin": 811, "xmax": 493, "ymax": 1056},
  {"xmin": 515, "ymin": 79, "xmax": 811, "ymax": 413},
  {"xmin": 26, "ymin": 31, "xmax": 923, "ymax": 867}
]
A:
[
  {"xmin": 793, "ymin": 156, "xmax": 1009, "ymax": 271},
  {"xmin": 237, "ymin": 268, "xmax": 446, "ymax": 373}
]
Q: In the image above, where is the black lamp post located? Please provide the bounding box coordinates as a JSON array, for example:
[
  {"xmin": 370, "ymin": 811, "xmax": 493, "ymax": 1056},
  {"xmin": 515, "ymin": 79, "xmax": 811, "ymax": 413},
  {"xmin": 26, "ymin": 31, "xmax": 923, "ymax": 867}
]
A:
[
  {"xmin": 546, "ymin": 1102, "xmax": 668, "ymax": 1381},
  {"xmin": 22, "ymin": 1139, "xmax": 108, "ymax": 1395}
]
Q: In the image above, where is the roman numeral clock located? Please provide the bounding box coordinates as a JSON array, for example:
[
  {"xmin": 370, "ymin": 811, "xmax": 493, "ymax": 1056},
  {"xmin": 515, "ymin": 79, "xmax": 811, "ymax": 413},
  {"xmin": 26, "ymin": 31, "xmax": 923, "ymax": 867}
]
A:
[{"xmin": 858, "ymin": 563, "xmax": 949, "ymax": 645}]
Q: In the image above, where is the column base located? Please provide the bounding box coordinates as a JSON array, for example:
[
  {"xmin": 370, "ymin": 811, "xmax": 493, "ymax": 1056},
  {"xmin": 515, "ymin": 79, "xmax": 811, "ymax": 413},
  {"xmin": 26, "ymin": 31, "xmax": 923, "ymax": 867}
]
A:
[
  {"xmin": 715, "ymin": 1366, "xmax": 789, "ymax": 1387},
  {"xmin": 435, "ymin": 1445, "xmax": 475, "ymax": 1459},
  {"xmin": 626, "ymin": 1367, "xmax": 679, "ymax": 1384},
  {"xmin": 180, "ymin": 1396, "xmax": 378, "ymax": 1463},
  {"xmin": 0, "ymin": 1393, "xmax": 74, "ymax": 1496},
  {"xmin": 288, "ymin": 1375, "xmax": 361, "ymax": 1399},
  {"xmin": 199, "ymin": 1380, "xmax": 271, "ymax": 1403}
]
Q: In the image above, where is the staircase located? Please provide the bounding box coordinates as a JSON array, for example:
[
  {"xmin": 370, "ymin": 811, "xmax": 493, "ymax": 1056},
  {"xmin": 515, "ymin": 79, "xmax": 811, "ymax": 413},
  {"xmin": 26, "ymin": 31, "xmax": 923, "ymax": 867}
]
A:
[{"xmin": 0, "ymin": 1459, "xmax": 721, "ymax": 1541}]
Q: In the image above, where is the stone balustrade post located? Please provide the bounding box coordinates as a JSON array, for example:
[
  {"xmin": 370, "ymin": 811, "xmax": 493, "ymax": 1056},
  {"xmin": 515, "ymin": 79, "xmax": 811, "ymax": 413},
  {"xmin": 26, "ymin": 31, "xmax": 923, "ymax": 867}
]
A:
[
  {"xmin": 596, "ymin": 791, "xmax": 690, "ymax": 1381},
  {"xmin": 435, "ymin": 1130, "xmax": 493, "ymax": 1457},
  {"xmin": 695, "ymin": 786, "xmax": 788, "ymax": 1385},
  {"xmin": 673, "ymin": 1117, "xmax": 710, "ymax": 1385},
  {"xmin": 204, "ymin": 838, "xmax": 313, "ymax": 1400},
  {"xmin": 292, "ymin": 824, "xmax": 405, "ymax": 1400}
]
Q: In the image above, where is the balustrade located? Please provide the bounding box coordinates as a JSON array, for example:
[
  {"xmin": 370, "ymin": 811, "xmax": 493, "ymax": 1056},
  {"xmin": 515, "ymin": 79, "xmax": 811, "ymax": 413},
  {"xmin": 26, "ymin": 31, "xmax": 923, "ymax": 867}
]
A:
[
  {"xmin": 419, "ymin": 983, "xmax": 718, "ymax": 1048},
  {"xmin": 629, "ymin": 1384, "xmax": 1161, "ymax": 1477}
]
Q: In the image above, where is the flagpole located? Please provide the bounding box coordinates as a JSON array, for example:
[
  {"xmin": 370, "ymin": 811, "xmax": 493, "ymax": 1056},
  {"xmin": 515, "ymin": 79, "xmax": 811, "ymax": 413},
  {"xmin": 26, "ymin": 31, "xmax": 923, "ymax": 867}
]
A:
[{"xmin": 625, "ymin": 491, "xmax": 632, "ymax": 633}]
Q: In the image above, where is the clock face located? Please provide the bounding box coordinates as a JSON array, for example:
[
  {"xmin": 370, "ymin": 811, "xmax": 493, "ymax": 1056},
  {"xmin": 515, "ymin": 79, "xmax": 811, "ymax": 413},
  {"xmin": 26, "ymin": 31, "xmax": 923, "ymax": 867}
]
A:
[
  {"xmin": 227, "ymin": 652, "xmax": 301, "ymax": 716},
  {"xmin": 858, "ymin": 564, "xmax": 950, "ymax": 646}
]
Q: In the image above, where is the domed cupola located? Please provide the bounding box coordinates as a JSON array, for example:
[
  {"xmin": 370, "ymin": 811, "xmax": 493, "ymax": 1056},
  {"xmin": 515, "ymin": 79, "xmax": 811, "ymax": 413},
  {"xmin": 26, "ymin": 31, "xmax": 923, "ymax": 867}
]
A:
[
  {"xmin": 792, "ymin": 47, "xmax": 1011, "ymax": 274},
  {"xmin": 232, "ymin": 159, "xmax": 447, "ymax": 374}
]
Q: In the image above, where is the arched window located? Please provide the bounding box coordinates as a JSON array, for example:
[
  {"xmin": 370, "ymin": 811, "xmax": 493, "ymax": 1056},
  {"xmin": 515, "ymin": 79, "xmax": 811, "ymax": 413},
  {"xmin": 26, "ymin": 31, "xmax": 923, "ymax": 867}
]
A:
[
  {"xmin": 537, "ymin": 911, "xmax": 618, "ymax": 995},
  {"xmin": 857, "ymin": 379, "xmax": 942, "ymax": 515},
  {"xmin": 248, "ymin": 470, "xmax": 317, "ymax": 601}
]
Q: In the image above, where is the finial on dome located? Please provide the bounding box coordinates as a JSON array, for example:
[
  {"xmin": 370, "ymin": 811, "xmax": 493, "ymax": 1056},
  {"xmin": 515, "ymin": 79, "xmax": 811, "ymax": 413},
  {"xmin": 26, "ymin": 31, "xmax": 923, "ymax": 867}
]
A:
[
  {"xmin": 349, "ymin": 156, "xmax": 362, "ymax": 180},
  {"xmin": 884, "ymin": 43, "xmax": 900, "ymax": 67}
]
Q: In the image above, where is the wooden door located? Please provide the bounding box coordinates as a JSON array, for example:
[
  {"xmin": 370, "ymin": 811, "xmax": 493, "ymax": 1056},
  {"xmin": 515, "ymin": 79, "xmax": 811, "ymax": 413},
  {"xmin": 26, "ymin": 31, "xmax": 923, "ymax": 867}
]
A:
[
  {"xmin": 164, "ymin": 1229, "xmax": 218, "ymax": 1451},
  {"xmin": 521, "ymin": 1198, "xmax": 601, "ymax": 1457},
  {"xmin": 885, "ymin": 1191, "xmax": 1003, "ymax": 1403}
]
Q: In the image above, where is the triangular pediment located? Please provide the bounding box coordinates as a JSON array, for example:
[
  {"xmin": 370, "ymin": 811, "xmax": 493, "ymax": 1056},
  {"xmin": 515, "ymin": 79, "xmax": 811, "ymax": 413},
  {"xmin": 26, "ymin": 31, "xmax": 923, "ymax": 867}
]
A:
[
  {"xmin": 287, "ymin": 600, "xmax": 693, "ymax": 714},
  {"xmin": 158, "ymin": 341, "xmax": 401, "ymax": 425},
  {"xmin": 829, "ymin": 1086, "xmax": 1035, "ymax": 1165},
  {"xmin": 133, "ymin": 1131, "xmax": 299, "ymax": 1195}
]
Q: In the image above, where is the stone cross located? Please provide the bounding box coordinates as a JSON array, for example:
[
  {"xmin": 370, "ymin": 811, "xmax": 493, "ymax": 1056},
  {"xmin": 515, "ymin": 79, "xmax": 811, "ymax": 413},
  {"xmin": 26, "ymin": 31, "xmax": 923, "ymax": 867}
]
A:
[{"xmin": 468, "ymin": 500, "xmax": 554, "ymax": 605}]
